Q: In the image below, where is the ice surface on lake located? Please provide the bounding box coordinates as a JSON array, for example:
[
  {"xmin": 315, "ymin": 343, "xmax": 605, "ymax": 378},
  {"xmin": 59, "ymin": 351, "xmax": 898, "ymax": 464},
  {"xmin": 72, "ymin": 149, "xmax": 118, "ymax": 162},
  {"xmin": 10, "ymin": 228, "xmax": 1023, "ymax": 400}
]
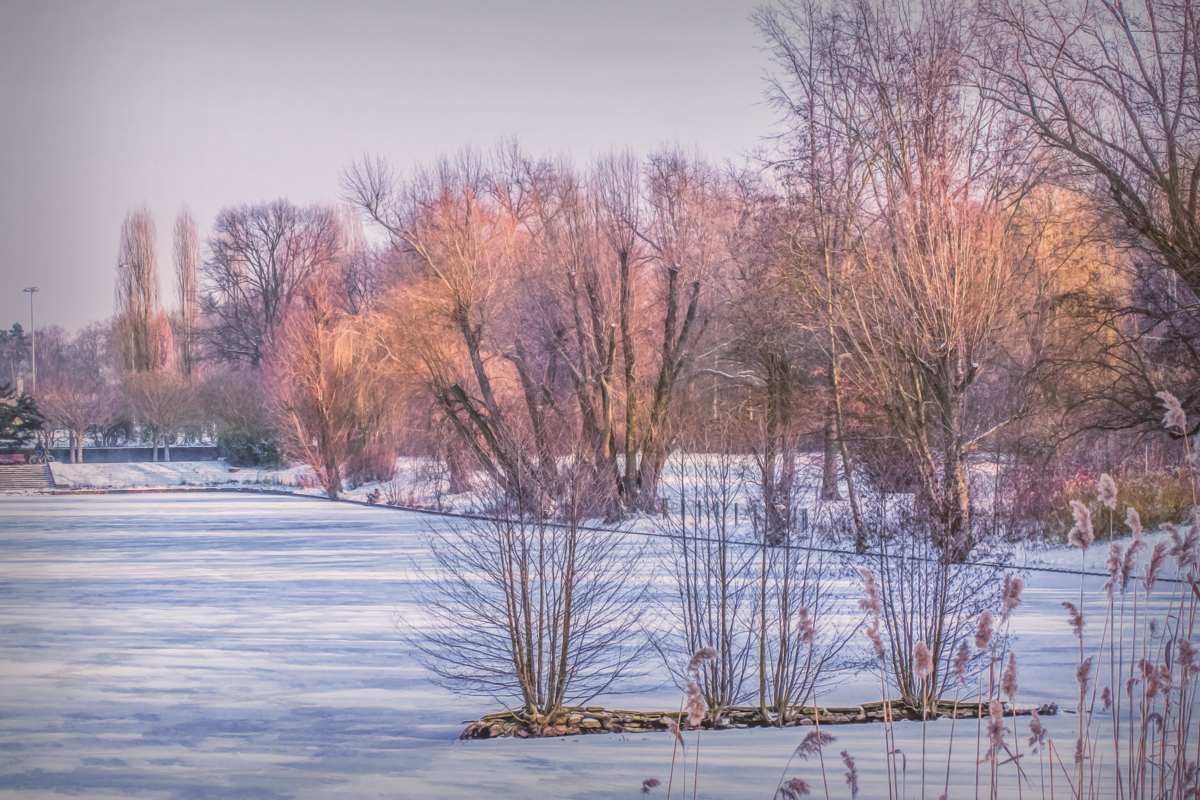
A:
[{"xmin": 0, "ymin": 493, "xmax": 1194, "ymax": 798}]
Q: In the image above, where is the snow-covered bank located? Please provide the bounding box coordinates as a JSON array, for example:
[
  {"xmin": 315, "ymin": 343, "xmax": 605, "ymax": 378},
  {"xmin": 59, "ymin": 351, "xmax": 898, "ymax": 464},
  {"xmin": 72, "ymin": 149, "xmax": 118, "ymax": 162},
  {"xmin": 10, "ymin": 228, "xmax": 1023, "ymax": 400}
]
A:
[{"xmin": 42, "ymin": 460, "xmax": 319, "ymax": 492}]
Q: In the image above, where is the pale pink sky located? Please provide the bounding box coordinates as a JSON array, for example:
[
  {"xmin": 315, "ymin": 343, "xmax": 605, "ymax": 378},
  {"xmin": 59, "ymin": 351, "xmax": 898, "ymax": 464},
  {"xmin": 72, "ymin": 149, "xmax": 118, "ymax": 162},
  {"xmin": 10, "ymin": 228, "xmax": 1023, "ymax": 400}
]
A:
[{"xmin": 0, "ymin": 0, "xmax": 775, "ymax": 333}]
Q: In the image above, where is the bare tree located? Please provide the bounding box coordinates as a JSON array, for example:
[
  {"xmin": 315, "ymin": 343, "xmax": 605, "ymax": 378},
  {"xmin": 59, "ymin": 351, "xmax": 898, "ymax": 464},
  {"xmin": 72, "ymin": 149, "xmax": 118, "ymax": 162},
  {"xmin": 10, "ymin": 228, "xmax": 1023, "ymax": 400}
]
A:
[
  {"xmin": 981, "ymin": 0, "xmax": 1200, "ymax": 433},
  {"xmin": 625, "ymin": 148, "xmax": 724, "ymax": 510},
  {"xmin": 115, "ymin": 206, "xmax": 172, "ymax": 373},
  {"xmin": 864, "ymin": 496, "xmax": 1009, "ymax": 711},
  {"xmin": 760, "ymin": 0, "xmax": 1035, "ymax": 560},
  {"xmin": 121, "ymin": 371, "xmax": 195, "ymax": 461},
  {"xmin": 68, "ymin": 321, "xmax": 115, "ymax": 383},
  {"xmin": 202, "ymin": 200, "xmax": 341, "ymax": 366},
  {"xmin": 335, "ymin": 206, "xmax": 384, "ymax": 315},
  {"xmin": 982, "ymin": 0, "xmax": 1200, "ymax": 300},
  {"xmin": 37, "ymin": 371, "xmax": 116, "ymax": 463},
  {"xmin": 594, "ymin": 151, "xmax": 648, "ymax": 510},
  {"xmin": 173, "ymin": 207, "xmax": 200, "ymax": 377},
  {"xmin": 756, "ymin": 0, "xmax": 884, "ymax": 549},
  {"xmin": 656, "ymin": 449, "xmax": 855, "ymax": 726},
  {"xmin": 348, "ymin": 145, "xmax": 734, "ymax": 516},
  {"xmin": 716, "ymin": 170, "xmax": 821, "ymax": 544},
  {"xmin": 534, "ymin": 158, "xmax": 623, "ymax": 516},
  {"xmin": 347, "ymin": 150, "xmax": 554, "ymax": 510}
]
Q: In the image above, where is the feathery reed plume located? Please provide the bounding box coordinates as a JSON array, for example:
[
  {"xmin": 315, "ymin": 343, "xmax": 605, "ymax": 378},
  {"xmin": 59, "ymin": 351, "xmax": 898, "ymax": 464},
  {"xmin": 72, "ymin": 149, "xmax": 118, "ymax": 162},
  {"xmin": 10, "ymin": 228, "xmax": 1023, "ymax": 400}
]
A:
[
  {"xmin": 1126, "ymin": 676, "xmax": 1140, "ymax": 698},
  {"xmin": 684, "ymin": 679, "xmax": 707, "ymax": 728},
  {"xmin": 641, "ymin": 778, "xmax": 661, "ymax": 795},
  {"xmin": 1103, "ymin": 541, "xmax": 1124, "ymax": 596},
  {"xmin": 664, "ymin": 717, "xmax": 684, "ymax": 747},
  {"xmin": 1000, "ymin": 574, "xmax": 1023, "ymax": 619},
  {"xmin": 986, "ymin": 699, "xmax": 1008, "ymax": 758},
  {"xmin": 1157, "ymin": 390, "xmax": 1187, "ymax": 431},
  {"xmin": 777, "ymin": 777, "xmax": 811, "ymax": 799},
  {"xmin": 1126, "ymin": 506, "xmax": 1143, "ymax": 540},
  {"xmin": 1001, "ymin": 653, "xmax": 1019, "ymax": 701},
  {"xmin": 1076, "ymin": 656, "xmax": 1094, "ymax": 713},
  {"xmin": 1068, "ymin": 500, "xmax": 1095, "ymax": 550},
  {"xmin": 1074, "ymin": 736, "xmax": 1085, "ymax": 765},
  {"xmin": 1180, "ymin": 638, "xmax": 1197, "ymax": 673},
  {"xmin": 1098, "ymin": 473, "xmax": 1118, "ymax": 510},
  {"xmin": 793, "ymin": 730, "xmax": 835, "ymax": 761},
  {"xmin": 840, "ymin": 750, "xmax": 858, "ymax": 799},
  {"xmin": 683, "ymin": 646, "xmax": 717, "ymax": 727},
  {"xmin": 1185, "ymin": 762, "xmax": 1200, "ymax": 794},
  {"xmin": 914, "ymin": 641, "xmax": 934, "ymax": 681},
  {"xmin": 1170, "ymin": 524, "xmax": 1199, "ymax": 570},
  {"xmin": 1062, "ymin": 601, "xmax": 1084, "ymax": 639},
  {"xmin": 686, "ymin": 646, "xmax": 718, "ymax": 678},
  {"xmin": 1155, "ymin": 663, "xmax": 1173, "ymax": 697},
  {"xmin": 865, "ymin": 623, "xmax": 885, "ymax": 661},
  {"xmin": 974, "ymin": 609, "xmax": 994, "ymax": 650},
  {"xmin": 1120, "ymin": 538, "xmax": 1144, "ymax": 593},
  {"xmin": 1165, "ymin": 522, "xmax": 1182, "ymax": 556},
  {"xmin": 857, "ymin": 568, "xmax": 882, "ymax": 617},
  {"xmin": 1100, "ymin": 686, "xmax": 1111, "ymax": 712},
  {"xmin": 1144, "ymin": 667, "xmax": 1160, "ymax": 701},
  {"xmin": 951, "ymin": 640, "xmax": 970, "ymax": 685},
  {"xmin": 1145, "ymin": 541, "xmax": 1169, "ymax": 595},
  {"xmin": 1028, "ymin": 708, "xmax": 1047, "ymax": 751},
  {"xmin": 795, "ymin": 607, "xmax": 815, "ymax": 645}
]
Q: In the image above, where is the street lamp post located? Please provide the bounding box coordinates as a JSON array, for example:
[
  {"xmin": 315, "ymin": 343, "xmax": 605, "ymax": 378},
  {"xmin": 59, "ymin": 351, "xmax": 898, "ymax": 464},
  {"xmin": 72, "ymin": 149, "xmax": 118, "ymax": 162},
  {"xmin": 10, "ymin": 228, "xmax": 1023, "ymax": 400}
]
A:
[{"xmin": 22, "ymin": 287, "xmax": 38, "ymax": 394}]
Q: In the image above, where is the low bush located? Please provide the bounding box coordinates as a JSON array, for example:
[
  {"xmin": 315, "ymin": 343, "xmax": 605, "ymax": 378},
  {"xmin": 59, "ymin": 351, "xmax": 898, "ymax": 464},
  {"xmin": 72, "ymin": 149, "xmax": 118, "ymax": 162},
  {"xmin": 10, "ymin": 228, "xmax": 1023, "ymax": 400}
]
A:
[{"xmin": 1039, "ymin": 469, "xmax": 1194, "ymax": 544}]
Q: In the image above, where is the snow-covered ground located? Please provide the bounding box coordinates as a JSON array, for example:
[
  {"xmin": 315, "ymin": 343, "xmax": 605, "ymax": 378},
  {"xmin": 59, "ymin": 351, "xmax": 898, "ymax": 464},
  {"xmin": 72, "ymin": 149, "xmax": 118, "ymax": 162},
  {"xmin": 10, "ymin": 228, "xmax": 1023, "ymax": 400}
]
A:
[
  {"xmin": 0, "ymin": 492, "xmax": 1194, "ymax": 799},
  {"xmin": 44, "ymin": 460, "xmax": 320, "ymax": 493}
]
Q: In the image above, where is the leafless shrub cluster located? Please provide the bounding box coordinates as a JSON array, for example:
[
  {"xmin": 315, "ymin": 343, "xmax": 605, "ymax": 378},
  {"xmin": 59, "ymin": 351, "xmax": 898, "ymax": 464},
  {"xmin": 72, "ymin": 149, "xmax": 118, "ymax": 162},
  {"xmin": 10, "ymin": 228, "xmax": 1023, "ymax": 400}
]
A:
[
  {"xmin": 401, "ymin": 478, "xmax": 649, "ymax": 726},
  {"xmin": 653, "ymin": 449, "xmax": 856, "ymax": 730}
]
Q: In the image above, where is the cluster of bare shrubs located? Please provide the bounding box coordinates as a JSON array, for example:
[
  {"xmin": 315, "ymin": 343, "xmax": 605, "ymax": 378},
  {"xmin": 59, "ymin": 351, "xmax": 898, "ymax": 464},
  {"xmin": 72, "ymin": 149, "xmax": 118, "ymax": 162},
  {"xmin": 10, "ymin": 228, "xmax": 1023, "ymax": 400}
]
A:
[
  {"xmin": 653, "ymin": 451, "xmax": 857, "ymax": 728},
  {"xmin": 633, "ymin": 394, "xmax": 1197, "ymax": 800},
  {"xmin": 399, "ymin": 470, "xmax": 650, "ymax": 728}
]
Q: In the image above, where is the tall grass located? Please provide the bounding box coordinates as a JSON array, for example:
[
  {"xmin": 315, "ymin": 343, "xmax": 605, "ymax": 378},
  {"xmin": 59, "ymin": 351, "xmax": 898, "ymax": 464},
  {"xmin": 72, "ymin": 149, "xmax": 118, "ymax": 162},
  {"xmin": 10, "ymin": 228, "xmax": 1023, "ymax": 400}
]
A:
[
  {"xmin": 641, "ymin": 400, "xmax": 1197, "ymax": 799},
  {"xmin": 759, "ymin": 392, "xmax": 1199, "ymax": 799}
]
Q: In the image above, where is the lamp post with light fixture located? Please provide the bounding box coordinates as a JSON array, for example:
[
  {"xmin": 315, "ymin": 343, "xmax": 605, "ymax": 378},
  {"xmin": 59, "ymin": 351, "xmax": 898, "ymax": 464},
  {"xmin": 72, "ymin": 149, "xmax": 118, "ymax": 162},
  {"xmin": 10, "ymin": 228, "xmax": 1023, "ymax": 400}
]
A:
[{"xmin": 22, "ymin": 287, "xmax": 38, "ymax": 394}]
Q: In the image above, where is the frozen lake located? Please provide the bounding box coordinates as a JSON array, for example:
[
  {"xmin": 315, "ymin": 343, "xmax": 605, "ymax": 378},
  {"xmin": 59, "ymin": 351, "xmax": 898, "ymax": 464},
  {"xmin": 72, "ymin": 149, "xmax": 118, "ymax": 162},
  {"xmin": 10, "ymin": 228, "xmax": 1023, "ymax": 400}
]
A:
[{"xmin": 0, "ymin": 493, "xmax": 1193, "ymax": 799}]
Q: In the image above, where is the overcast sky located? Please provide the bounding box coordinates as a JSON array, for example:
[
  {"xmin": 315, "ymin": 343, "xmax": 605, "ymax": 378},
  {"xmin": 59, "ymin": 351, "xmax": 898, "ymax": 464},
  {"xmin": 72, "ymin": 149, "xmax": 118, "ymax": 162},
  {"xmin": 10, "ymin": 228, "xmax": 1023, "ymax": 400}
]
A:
[{"xmin": 0, "ymin": 0, "xmax": 777, "ymax": 334}]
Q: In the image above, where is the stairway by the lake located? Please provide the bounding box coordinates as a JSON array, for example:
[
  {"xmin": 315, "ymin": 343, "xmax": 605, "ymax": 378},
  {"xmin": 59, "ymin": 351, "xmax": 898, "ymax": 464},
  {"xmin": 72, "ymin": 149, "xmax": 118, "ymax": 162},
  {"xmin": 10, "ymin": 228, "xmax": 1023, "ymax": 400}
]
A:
[{"xmin": 0, "ymin": 465, "xmax": 56, "ymax": 491}]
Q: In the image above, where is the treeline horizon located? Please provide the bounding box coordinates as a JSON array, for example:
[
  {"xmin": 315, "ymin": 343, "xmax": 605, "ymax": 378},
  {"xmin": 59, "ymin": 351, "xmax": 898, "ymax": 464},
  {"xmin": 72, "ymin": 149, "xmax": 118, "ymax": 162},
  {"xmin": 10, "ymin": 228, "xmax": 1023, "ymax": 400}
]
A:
[{"xmin": 6, "ymin": 0, "xmax": 1199, "ymax": 556}]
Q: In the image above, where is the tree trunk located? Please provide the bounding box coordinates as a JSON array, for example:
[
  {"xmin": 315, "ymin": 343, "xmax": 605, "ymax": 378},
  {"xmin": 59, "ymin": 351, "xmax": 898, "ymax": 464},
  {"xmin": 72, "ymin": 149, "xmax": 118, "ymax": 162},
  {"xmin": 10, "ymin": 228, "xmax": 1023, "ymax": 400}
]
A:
[
  {"xmin": 827, "ymin": 305, "xmax": 865, "ymax": 553},
  {"xmin": 820, "ymin": 368, "xmax": 842, "ymax": 500},
  {"xmin": 619, "ymin": 250, "xmax": 639, "ymax": 505}
]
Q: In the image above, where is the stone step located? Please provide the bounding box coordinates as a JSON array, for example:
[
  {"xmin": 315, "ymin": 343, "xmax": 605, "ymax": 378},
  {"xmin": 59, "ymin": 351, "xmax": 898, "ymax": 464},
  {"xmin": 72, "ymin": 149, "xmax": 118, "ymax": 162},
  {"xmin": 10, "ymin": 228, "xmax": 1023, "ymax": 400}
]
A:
[{"xmin": 0, "ymin": 464, "xmax": 56, "ymax": 491}]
